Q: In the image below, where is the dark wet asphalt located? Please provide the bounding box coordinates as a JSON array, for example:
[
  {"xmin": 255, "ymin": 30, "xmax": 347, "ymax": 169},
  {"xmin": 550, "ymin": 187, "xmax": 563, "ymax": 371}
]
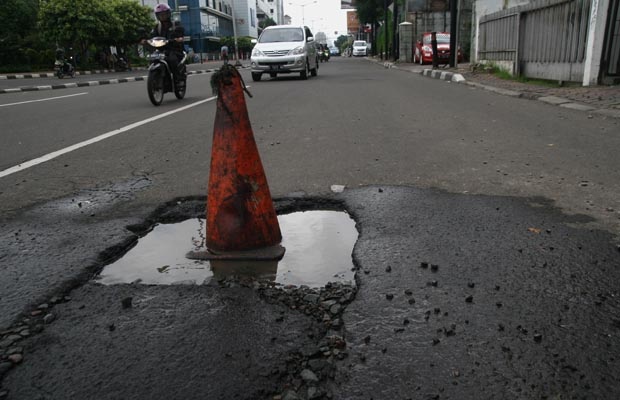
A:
[{"xmin": 1, "ymin": 186, "xmax": 619, "ymax": 399}]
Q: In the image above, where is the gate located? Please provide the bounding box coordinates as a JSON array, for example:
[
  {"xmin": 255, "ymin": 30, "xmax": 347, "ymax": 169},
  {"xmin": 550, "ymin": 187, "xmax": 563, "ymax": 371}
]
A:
[
  {"xmin": 479, "ymin": 0, "xmax": 592, "ymax": 82},
  {"xmin": 601, "ymin": 0, "xmax": 620, "ymax": 84}
]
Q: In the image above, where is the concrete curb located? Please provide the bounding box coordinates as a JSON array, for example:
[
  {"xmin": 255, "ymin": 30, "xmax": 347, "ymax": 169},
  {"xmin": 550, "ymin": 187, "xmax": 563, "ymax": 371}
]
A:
[
  {"xmin": 420, "ymin": 68, "xmax": 466, "ymax": 83},
  {"xmin": 0, "ymin": 76, "xmax": 147, "ymax": 93},
  {"xmin": 418, "ymin": 68, "xmax": 620, "ymax": 119},
  {"xmin": 0, "ymin": 68, "xmax": 148, "ymax": 80},
  {"xmin": 0, "ymin": 69, "xmax": 221, "ymax": 94}
]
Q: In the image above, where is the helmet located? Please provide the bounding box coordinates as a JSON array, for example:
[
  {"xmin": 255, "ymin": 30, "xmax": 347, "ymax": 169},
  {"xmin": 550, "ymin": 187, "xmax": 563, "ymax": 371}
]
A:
[{"xmin": 154, "ymin": 3, "xmax": 172, "ymax": 21}]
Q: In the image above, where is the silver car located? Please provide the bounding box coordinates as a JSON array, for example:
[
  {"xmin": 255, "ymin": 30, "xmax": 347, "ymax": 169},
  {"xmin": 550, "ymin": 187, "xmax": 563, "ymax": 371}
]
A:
[{"xmin": 250, "ymin": 25, "xmax": 319, "ymax": 81}]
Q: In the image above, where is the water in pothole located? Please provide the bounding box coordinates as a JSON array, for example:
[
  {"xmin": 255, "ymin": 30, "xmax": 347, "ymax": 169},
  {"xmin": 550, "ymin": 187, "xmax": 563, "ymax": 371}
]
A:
[{"xmin": 96, "ymin": 211, "xmax": 358, "ymax": 287}]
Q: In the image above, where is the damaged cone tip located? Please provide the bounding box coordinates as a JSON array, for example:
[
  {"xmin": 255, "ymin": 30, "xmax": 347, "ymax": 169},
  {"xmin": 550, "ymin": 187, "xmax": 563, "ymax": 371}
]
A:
[{"xmin": 189, "ymin": 64, "xmax": 285, "ymax": 261}]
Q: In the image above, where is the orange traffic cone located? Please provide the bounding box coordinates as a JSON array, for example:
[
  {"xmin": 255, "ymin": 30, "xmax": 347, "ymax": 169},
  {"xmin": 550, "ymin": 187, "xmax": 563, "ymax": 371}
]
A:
[{"xmin": 190, "ymin": 65, "xmax": 284, "ymax": 261}]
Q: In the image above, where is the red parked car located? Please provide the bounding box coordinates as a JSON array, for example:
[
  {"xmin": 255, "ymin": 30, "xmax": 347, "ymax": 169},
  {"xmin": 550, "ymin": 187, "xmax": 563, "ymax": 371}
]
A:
[{"xmin": 414, "ymin": 32, "xmax": 463, "ymax": 65}]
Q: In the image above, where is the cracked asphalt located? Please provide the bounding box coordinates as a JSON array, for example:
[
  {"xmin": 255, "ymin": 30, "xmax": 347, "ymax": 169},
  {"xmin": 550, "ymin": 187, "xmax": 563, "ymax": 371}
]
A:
[{"xmin": 1, "ymin": 187, "xmax": 619, "ymax": 399}]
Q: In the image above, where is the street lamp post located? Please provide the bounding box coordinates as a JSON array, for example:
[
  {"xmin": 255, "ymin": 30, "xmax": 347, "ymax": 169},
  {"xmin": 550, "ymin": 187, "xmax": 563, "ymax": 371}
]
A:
[{"xmin": 288, "ymin": 1, "xmax": 317, "ymax": 26}]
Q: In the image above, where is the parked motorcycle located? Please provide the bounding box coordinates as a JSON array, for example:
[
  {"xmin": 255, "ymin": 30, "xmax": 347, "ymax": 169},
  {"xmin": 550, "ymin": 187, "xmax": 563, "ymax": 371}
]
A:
[
  {"xmin": 115, "ymin": 54, "xmax": 130, "ymax": 72},
  {"xmin": 54, "ymin": 56, "xmax": 75, "ymax": 79},
  {"xmin": 146, "ymin": 37, "xmax": 187, "ymax": 106}
]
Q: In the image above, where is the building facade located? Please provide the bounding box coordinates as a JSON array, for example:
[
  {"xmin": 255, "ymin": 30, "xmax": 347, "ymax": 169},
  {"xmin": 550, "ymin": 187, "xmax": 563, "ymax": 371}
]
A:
[
  {"xmin": 256, "ymin": 0, "xmax": 285, "ymax": 26},
  {"xmin": 142, "ymin": 0, "xmax": 287, "ymax": 58}
]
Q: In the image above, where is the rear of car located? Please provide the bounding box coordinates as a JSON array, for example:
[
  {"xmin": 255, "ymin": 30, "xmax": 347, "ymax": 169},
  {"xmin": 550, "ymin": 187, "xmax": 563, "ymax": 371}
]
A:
[
  {"xmin": 352, "ymin": 40, "xmax": 367, "ymax": 57},
  {"xmin": 250, "ymin": 25, "xmax": 318, "ymax": 81}
]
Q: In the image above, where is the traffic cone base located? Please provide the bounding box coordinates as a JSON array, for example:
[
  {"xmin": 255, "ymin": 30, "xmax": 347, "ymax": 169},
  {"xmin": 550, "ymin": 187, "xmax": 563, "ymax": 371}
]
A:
[{"xmin": 187, "ymin": 244, "xmax": 285, "ymax": 261}]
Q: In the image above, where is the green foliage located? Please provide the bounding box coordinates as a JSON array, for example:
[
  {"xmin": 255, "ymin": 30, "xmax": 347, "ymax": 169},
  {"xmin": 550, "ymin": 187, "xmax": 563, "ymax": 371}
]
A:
[
  {"xmin": 220, "ymin": 36, "xmax": 254, "ymax": 52},
  {"xmin": 259, "ymin": 17, "xmax": 277, "ymax": 30},
  {"xmin": 108, "ymin": 0, "xmax": 154, "ymax": 47},
  {"xmin": 334, "ymin": 35, "xmax": 351, "ymax": 51},
  {"xmin": 0, "ymin": 0, "xmax": 53, "ymax": 70},
  {"xmin": 355, "ymin": 0, "xmax": 384, "ymax": 26},
  {"xmin": 0, "ymin": 0, "xmax": 38, "ymax": 37},
  {"xmin": 375, "ymin": 8, "xmax": 394, "ymax": 55},
  {"xmin": 37, "ymin": 0, "xmax": 152, "ymax": 67}
]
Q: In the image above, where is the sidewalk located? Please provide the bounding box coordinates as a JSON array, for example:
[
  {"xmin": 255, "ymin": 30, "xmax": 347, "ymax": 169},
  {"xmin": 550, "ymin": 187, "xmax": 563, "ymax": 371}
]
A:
[{"xmin": 377, "ymin": 58, "xmax": 620, "ymax": 119}]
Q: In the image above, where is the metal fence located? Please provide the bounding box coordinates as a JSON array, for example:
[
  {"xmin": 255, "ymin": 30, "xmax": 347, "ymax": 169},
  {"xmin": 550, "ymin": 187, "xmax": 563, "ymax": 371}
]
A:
[{"xmin": 479, "ymin": 0, "xmax": 591, "ymax": 82}]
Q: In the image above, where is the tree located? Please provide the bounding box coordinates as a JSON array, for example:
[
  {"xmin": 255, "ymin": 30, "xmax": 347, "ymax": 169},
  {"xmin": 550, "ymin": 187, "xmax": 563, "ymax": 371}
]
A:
[
  {"xmin": 355, "ymin": 0, "xmax": 400, "ymax": 58},
  {"xmin": 0, "ymin": 0, "xmax": 51, "ymax": 70},
  {"xmin": 259, "ymin": 17, "xmax": 277, "ymax": 30},
  {"xmin": 1, "ymin": 0, "xmax": 38, "ymax": 38},
  {"xmin": 108, "ymin": 0, "xmax": 153, "ymax": 49},
  {"xmin": 356, "ymin": 0, "xmax": 383, "ymax": 26},
  {"xmin": 335, "ymin": 35, "xmax": 351, "ymax": 52},
  {"xmin": 220, "ymin": 36, "xmax": 254, "ymax": 54},
  {"xmin": 38, "ymin": 0, "xmax": 152, "ymax": 66}
]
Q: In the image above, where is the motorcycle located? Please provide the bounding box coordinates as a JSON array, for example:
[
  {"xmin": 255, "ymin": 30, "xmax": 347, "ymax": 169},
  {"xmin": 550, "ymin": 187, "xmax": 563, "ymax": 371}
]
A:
[
  {"xmin": 115, "ymin": 54, "xmax": 130, "ymax": 72},
  {"xmin": 318, "ymin": 46, "xmax": 330, "ymax": 62},
  {"xmin": 54, "ymin": 56, "xmax": 75, "ymax": 79},
  {"xmin": 146, "ymin": 37, "xmax": 187, "ymax": 106}
]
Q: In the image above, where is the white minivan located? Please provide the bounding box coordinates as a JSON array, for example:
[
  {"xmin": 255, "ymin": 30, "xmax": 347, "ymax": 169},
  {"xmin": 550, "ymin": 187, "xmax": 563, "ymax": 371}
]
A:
[
  {"xmin": 250, "ymin": 25, "xmax": 319, "ymax": 81},
  {"xmin": 352, "ymin": 40, "xmax": 368, "ymax": 56}
]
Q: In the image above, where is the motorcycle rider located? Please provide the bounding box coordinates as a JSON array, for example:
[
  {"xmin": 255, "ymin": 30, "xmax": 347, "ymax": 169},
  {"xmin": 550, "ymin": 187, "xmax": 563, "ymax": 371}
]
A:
[
  {"xmin": 148, "ymin": 3, "xmax": 185, "ymax": 86},
  {"xmin": 54, "ymin": 48, "xmax": 74, "ymax": 75}
]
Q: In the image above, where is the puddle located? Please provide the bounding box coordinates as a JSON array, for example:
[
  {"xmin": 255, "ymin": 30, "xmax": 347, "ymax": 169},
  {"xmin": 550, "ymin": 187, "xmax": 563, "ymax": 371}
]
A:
[{"xmin": 96, "ymin": 211, "xmax": 358, "ymax": 287}]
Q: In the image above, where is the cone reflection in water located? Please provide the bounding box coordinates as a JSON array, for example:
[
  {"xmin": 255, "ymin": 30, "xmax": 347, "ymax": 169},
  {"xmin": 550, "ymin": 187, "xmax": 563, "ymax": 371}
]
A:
[{"xmin": 206, "ymin": 65, "xmax": 284, "ymax": 259}]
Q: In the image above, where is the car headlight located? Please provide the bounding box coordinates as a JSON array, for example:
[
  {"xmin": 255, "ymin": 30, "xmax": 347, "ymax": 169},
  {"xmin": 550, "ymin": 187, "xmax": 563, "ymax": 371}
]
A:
[
  {"xmin": 252, "ymin": 48, "xmax": 264, "ymax": 57},
  {"xmin": 289, "ymin": 46, "xmax": 305, "ymax": 55}
]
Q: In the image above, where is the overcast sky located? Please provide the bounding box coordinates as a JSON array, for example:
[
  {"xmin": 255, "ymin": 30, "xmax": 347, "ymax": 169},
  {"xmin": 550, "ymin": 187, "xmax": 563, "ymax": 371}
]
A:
[{"xmin": 284, "ymin": 0, "xmax": 349, "ymax": 41}]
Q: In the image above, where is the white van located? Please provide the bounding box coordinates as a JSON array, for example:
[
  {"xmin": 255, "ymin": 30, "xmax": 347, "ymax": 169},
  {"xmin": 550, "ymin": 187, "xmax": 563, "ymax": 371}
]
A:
[{"xmin": 250, "ymin": 25, "xmax": 319, "ymax": 81}]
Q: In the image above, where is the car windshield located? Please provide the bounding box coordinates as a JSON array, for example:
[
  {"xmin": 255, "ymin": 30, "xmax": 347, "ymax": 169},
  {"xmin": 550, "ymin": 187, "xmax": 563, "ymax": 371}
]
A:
[
  {"xmin": 353, "ymin": 41, "xmax": 366, "ymax": 47},
  {"xmin": 423, "ymin": 34, "xmax": 450, "ymax": 44},
  {"xmin": 259, "ymin": 28, "xmax": 304, "ymax": 43}
]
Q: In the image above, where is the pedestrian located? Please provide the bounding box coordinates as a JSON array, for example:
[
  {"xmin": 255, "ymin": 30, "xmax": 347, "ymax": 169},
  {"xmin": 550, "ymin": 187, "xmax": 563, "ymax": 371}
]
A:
[{"xmin": 221, "ymin": 45, "xmax": 229, "ymax": 64}]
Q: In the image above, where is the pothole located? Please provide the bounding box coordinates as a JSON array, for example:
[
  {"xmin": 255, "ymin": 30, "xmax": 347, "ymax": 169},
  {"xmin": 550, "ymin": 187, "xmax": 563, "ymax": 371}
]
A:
[{"xmin": 95, "ymin": 211, "xmax": 358, "ymax": 287}]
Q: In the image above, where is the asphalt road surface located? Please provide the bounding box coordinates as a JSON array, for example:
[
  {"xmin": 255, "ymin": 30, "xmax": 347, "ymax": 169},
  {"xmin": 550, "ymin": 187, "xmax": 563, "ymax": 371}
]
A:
[{"xmin": 1, "ymin": 58, "xmax": 619, "ymax": 399}]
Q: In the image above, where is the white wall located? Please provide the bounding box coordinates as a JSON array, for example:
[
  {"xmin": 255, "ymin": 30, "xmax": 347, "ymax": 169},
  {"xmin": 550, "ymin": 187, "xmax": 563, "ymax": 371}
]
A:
[{"xmin": 232, "ymin": 0, "xmax": 258, "ymax": 37}]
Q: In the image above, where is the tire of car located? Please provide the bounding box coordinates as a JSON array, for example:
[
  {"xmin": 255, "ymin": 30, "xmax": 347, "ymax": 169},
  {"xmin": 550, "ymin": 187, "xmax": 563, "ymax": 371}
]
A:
[
  {"xmin": 419, "ymin": 52, "xmax": 424, "ymax": 65},
  {"xmin": 300, "ymin": 60, "xmax": 308, "ymax": 80},
  {"xmin": 310, "ymin": 58, "xmax": 318, "ymax": 77},
  {"xmin": 252, "ymin": 72, "xmax": 262, "ymax": 82}
]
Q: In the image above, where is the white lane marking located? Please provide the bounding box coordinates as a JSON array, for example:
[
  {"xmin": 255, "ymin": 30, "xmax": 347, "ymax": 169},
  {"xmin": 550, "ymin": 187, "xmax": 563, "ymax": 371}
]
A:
[
  {"xmin": 0, "ymin": 92, "xmax": 89, "ymax": 107},
  {"xmin": 0, "ymin": 96, "xmax": 218, "ymax": 178}
]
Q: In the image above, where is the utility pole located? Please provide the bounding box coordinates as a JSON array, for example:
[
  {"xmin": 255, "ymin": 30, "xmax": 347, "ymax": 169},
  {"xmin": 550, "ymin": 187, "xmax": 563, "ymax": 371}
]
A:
[
  {"xmin": 231, "ymin": 0, "xmax": 242, "ymax": 66},
  {"xmin": 383, "ymin": 0, "xmax": 388, "ymax": 60},
  {"xmin": 392, "ymin": 0, "xmax": 398, "ymax": 61},
  {"xmin": 449, "ymin": 0, "xmax": 458, "ymax": 67}
]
